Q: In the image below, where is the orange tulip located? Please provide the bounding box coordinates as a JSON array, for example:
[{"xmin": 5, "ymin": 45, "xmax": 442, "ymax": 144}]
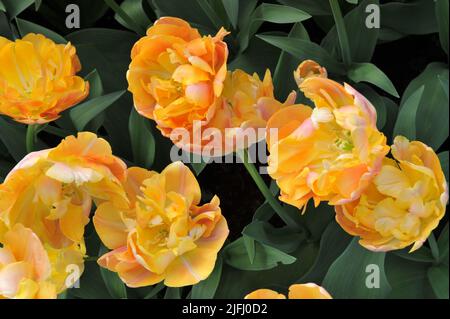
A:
[
  {"xmin": 336, "ymin": 136, "xmax": 448, "ymax": 252},
  {"xmin": 245, "ymin": 283, "xmax": 332, "ymax": 299},
  {"xmin": 0, "ymin": 34, "xmax": 89, "ymax": 124},
  {"xmin": 95, "ymin": 161, "xmax": 229, "ymax": 287}
]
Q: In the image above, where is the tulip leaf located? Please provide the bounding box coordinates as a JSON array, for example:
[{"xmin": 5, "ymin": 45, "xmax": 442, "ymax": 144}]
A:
[
  {"xmin": 114, "ymin": 0, "xmax": 151, "ymax": 32},
  {"xmin": 427, "ymin": 264, "xmax": 449, "ymax": 299},
  {"xmin": 348, "ymin": 63, "xmax": 399, "ymax": 97},
  {"xmin": 393, "ymin": 246, "xmax": 434, "ymax": 264},
  {"xmin": 438, "ymin": 152, "xmax": 449, "ymax": 184},
  {"xmin": 277, "ymin": 0, "xmax": 331, "ymax": 16},
  {"xmin": 164, "ymin": 287, "xmax": 181, "ymax": 299},
  {"xmin": 0, "ymin": 116, "xmax": 27, "ymax": 161},
  {"xmin": 70, "ymin": 90, "xmax": 126, "ymax": 131},
  {"xmin": 253, "ymin": 202, "xmax": 275, "ymax": 222},
  {"xmin": 0, "ymin": 158, "xmax": 13, "ymax": 182},
  {"xmin": 436, "ymin": 0, "xmax": 449, "ymax": 55},
  {"xmin": 242, "ymin": 221, "xmax": 304, "ymax": 253},
  {"xmin": 1, "ymin": 0, "xmax": 34, "ymax": 19},
  {"xmin": 382, "ymin": 97, "xmax": 399, "ymax": 143},
  {"xmin": 224, "ymin": 237, "xmax": 296, "ymax": 271},
  {"xmin": 191, "ymin": 256, "xmax": 223, "ymax": 299},
  {"xmin": 385, "ymin": 253, "xmax": 435, "ymax": 298},
  {"xmin": 322, "ymin": 0, "xmax": 379, "ymax": 62},
  {"xmin": 257, "ymin": 34, "xmax": 345, "ymax": 75},
  {"xmin": 129, "ymin": 108, "xmax": 155, "ymax": 169},
  {"xmin": 393, "ymin": 85, "xmax": 425, "ymax": 141},
  {"xmin": 68, "ymin": 261, "xmax": 113, "ymax": 299},
  {"xmin": 400, "ymin": 63, "xmax": 449, "ymax": 150},
  {"xmin": 299, "ymin": 221, "xmax": 352, "ymax": 284},
  {"xmin": 16, "ymin": 18, "xmax": 67, "ymax": 43},
  {"xmin": 99, "ymin": 245, "xmax": 127, "ymax": 299},
  {"xmin": 438, "ymin": 223, "xmax": 449, "ymax": 265},
  {"xmin": 322, "ymin": 238, "xmax": 391, "ymax": 298},
  {"xmin": 142, "ymin": 282, "xmax": 165, "ymax": 299},
  {"xmin": 83, "ymin": 69, "xmax": 105, "ymax": 132},
  {"xmin": 221, "ymin": 0, "xmax": 239, "ymax": 29}
]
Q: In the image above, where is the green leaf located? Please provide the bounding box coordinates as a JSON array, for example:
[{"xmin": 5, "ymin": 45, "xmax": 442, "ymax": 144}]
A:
[
  {"xmin": 114, "ymin": 0, "xmax": 151, "ymax": 32},
  {"xmin": 393, "ymin": 85, "xmax": 425, "ymax": 140},
  {"xmin": 322, "ymin": 0, "xmax": 379, "ymax": 62},
  {"xmin": 143, "ymin": 282, "xmax": 165, "ymax": 299},
  {"xmin": 0, "ymin": 1, "xmax": 5, "ymax": 12},
  {"xmin": 191, "ymin": 256, "xmax": 223, "ymax": 299},
  {"xmin": 438, "ymin": 223, "xmax": 449, "ymax": 265},
  {"xmin": 1, "ymin": 0, "xmax": 34, "ymax": 19},
  {"xmin": 257, "ymin": 34, "xmax": 345, "ymax": 74},
  {"xmin": 277, "ymin": 0, "xmax": 330, "ymax": 16},
  {"xmin": 70, "ymin": 90, "xmax": 126, "ymax": 131},
  {"xmin": 439, "ymin": 152, "xmax": 449, "ymax": 184},
  {"xmin": 68, "ymin": 261, "xmax": 112, "ymax": 299},
  {"xmin": 322, "ymin": 238, "xmax": 391, "ymax": 298},
  {"xmin": 393, "ymin": 246, "xmax": 434, "ymax": 264},
  {"xmin": 99, "ymin": 245, "xmax": 127, "ymax": 299},
  {"xmin": 104, "ymin": 0, "xmax": 145, "ymax": 35},
  {"xmin": 222, "ymin": 0, "xmax": 239, "ymax": 29},
  {"xmin": 190, "ymin": 160, "xmax": 208, "ymax": 176},
  {"xmin": 224, "ymin": 237, "xmax": 296, "ymax": 271},
  {"xmin": 84, "ymin": 69, "xmax": 104, "ymax": 99},
  {"xmin": 385, "ymin": 253, "xmax": 435, "ymax": 298},
  {"xmin": 164, "ymin": 287, "xmax": 181, "ymax": 299},
  {"xmin": 400, "ymin": 63, "xmax": 449, "ymax": 149},
  {"xmin": 299, "ymin": 221, "xmax": 352, "ymax": 284},
  {"xmin": 348, "ymin": 63, "xmax": 399, "ymax": 97},
  {"xmin": 16, "ymin": 18, "xmax": 67, "ymax": 43},
  {"xmin": 253, "ymin": 202, "xmax": 275, "ymax": 222},
  {"xmin": 242, "ymin": 221, "xmax": 304, "ymax": 253},
  {"xmin": 382, "ymin": 97, "xmax": 399, "ymax": 143},
  {"xmin": 273, "ymin": 22, "xmax": 309, "ymax": 100},
  {"xmin": 427, "ymin": 264, "xmax": 449, "ymax": 299},
  {"xmin": 436, "ymin": 0, "xmax": 449, "ymax": 55},
  {"xmin": 0, "ymin": 116, "xmax": 27, "ymax": 161},
  {"xmin": 129, "ymin": 108, "xmax": 155, "ymax": 169}
]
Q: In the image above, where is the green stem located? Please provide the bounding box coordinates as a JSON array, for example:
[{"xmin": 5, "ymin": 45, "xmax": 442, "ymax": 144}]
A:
[
  {"xmin": 84, "ymin": 256, "xmax": 99, "ymax": 262},
  {"xmin": 237, "ymin": 149, "xmax": 309, "ymax": 236},
  {"xmin": 329, "ymin": 0, "xmax": 352, "ymax": 66},
  {"xmin": 104, "ymin": 0, "xmax": 146, "ymax": 35},
  {"xmin": 26, "ymin": 124, "xmax": 38, "ymax": 153},
  {"xmin": 428, "ymin": 233, "xmax": 440, "ymax": 262}
]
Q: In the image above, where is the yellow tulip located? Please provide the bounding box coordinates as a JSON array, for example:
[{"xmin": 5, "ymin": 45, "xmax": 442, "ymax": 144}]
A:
[
  {"xmin": 94, "ymin": 161, "xmax": 229, "ymax": 287},
  {"xmin": 336, "ymin": 136, "xmax": 448, "ymax": 252},
  {"xmin": 0, "ymin": 132, "xmax": 128, "ymax": 249},
  {"xmin": 0, "ymin": 33, "xmax": 89, "ymax": 124},
  {"xmin": 267, "ymin": 62, "xmax": 389, "ymax": 211},
  {"xmin": 245, "ymin": 283, "xmax": 332, "ymax": 299},
  {"xmin": 0, "ymin": 224, "xmax": 84, "ymax": 299}
]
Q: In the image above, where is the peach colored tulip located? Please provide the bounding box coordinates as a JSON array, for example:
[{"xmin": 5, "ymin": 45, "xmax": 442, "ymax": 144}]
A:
[{"xmin": 245, "ymin": 283, "xmax": 332, "ymax": 299}]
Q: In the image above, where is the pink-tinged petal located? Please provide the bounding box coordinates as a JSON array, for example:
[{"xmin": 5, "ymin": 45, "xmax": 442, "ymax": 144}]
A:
[
  {"xmin": 345, "ymin": 83, "xmax": 377, "ymax": 127},
  {"xmin": 94, "ymin": 202, "xmax": 129, "ymax": 250},
  {"xmin": 160, "ymin": 161, "xmax": 201, "ymax": 206},
  {"xmin": 195, "ymin": 216, "xmax": 229, "ymax": 252},
  {"xmin": 0, "ymin": 262, "xmax": 31, "ymax": 297},
  {"xmin": 5, "ymin": 150, "xmax": 50, "ymax": 181},
  {"xmin": 0, "ymin": 248, "xmax": 15, "ymax": 265}
]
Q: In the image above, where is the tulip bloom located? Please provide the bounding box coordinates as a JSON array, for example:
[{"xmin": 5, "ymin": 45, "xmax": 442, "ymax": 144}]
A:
[
  {"xmin": 94, "ymin": 161, "xmax": 229, "ymax": 287},
  {"xmin": 0, "ymin": 33, "xmax": 89, "ymax": 124},
  {"xmin": 267, "ymin": 62, "xmax": 389, "ymax": 211},
  {"xmin": 0, "ymin": 224, "xmax": 84, "ymax": 299},
  {"xmin": 0, "ymin": 132, "xmax": 128, "ymax": 249},
  {"xmin": 336, "ymin": 136, "xmax": 448, "ymax": 252},
  {"xmin": 245, "ymin": 283, "xmax": 332, "ymax": 299}
]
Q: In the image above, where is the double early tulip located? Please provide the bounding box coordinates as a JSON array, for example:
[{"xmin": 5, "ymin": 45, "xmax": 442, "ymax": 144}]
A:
[
  {"xmin": 0, "ymin": 132, "xmax": 128, "ymax": 249},
  {"xmin": 245, "ymin": 283, "xmax": 332, "ymax": 299},
  {"xmin": 94, "ymin": 161, "xmax": 229, "ymax": 287},
  {"xmin": 267, "ymin": 62, "xmax": 389, "ymax": 211},
  {"xmin": 0, "ymin": 33, "xmax": 89, "ymax": 124},
  {"xmin": 336, "ymin": 136, "xmax": 448, "ymax": 252},
  {"xmin": 0, "ymin": 224, "xmax": 84, "ymax": 299}
]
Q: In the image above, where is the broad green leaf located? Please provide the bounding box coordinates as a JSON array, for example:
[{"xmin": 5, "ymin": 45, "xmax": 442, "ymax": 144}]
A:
[
  {"xmin": 222, "ymin": 0, "xmax": 239, "ymax": 29},
  {"xmin": 348, "ymin": 63, "xmax": 399, "ymax": 97},
  {"xmin": 142, "ymin": 282, "xmax": 165, "ymax": 299},
  {"xmin": 68, "ymin": 261, "xmax": 112, "ymax": 299},
  {"xmin": 273, "ymin": 22, "xmax": 310, "ymax": 100},
  {"xmin": 16, "ymin": 18, "xmax": 67, "ymax": 43},
  {"xmin": 1, "ymin": 0, "xmax": 34, "ymax": 19},
  {"xmin": 243, "ymin": 235, "xmax": 256, "ymax": 263},
  {"xmin": 191, "ymin": 257, "xmax": 223, "ymax": 299},
  {"xmin": 224, "ymin": 237, "xmax": 296, "ymax": 271},
  {"xmin": 99, "ymin": 245, "xmax": 127, "ymax": 299},
  {"xmin": 293, "ymin": 202, "xmax": 335, "ymax": 242},
  {"xmin": 393, "ymin": 85, "xmax": 425, "ymax": 140},
  {"xmin": 400, "ymin": 63, "xmax": 449, "ymax": 149},
  {"xmin": 115, "ymin": 0, "xmax": 151, "ymax": 32},
  {"xmin": 164, "ymin": 287, "xmax": 181, "ymax": 299},
  {"xmin": 427, "ymin": 264, "xmax": 449, "ymax": 299},
  {"xmin": 0, "ymin": 116, "xmax": 27, "ymax": 161},
  {"xmin": 257, "ymin": 34, "xmax": 345, "ymax": 74},
  {"xmin": 277, "ymin": 0, "xmax": 330, "ymax": 16},
  {"xmin": 380, "ymin": 0, "xmax": 438, "ymax": 36},
  {"xmin": 322, "ymin": 0, "xmax": 379, "ymax": 62},
  {"xmin": 239, "ymin": 4, "xmax": 311, "ymax": 52},
  {"xmin": 393, "ymin": 246, "xmax": 434, "ymax": 264},
  {"xmin": 0, "ymin": 158, "xmax": 13, "ymax": 181},
  {"xmin": 439, "ymin": 152, "xmax": 449, "ymax": 183},
  {"xmin": 84, "ymin": 69, "xmax": 104, "ymax": 99},
  {"xmin": 129, "ymin": 108, "xmax": 155, "ymax": 169},
  {"xmin": 253, "ymin": 202, "xmax": 275, "ymax": 222},
  {"xmin": 299, "ymin": 221, "xmax": 352, "ymax": 284},
  {"xmin": 322, "ymin": 238, "xmax": 391, "ymax": 298},
  {"xmin": 104, "ymin": 0, "xmax": 145, "ymax": 35},
  {"xmin": 382, "ymin": 97, "xmax": 399, "ymax": 143},
  {"xmin": 242, "ymin": 221, "xmax": 304, "ymax": 253},
  {"xmin": 385, "ymin": 253, "xmax": 435, "ymax": 298},
  {"xmin": 436, "ymin": 0, "xmax": 449, "ymax": 55},
  {"xmin": 438, "ymin": 223, "xmax": 449, "ymax": 265},
  {"xmin": 0, "ymin": 1, "xmax": 5, "ymax": 12},
  {"xmin": 196, "ymin": 0, "xmax": 227, "ymax": 30},
  {"xmin": 70, "ymin": 90, "xmax": 126, "ymax": 131}
]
